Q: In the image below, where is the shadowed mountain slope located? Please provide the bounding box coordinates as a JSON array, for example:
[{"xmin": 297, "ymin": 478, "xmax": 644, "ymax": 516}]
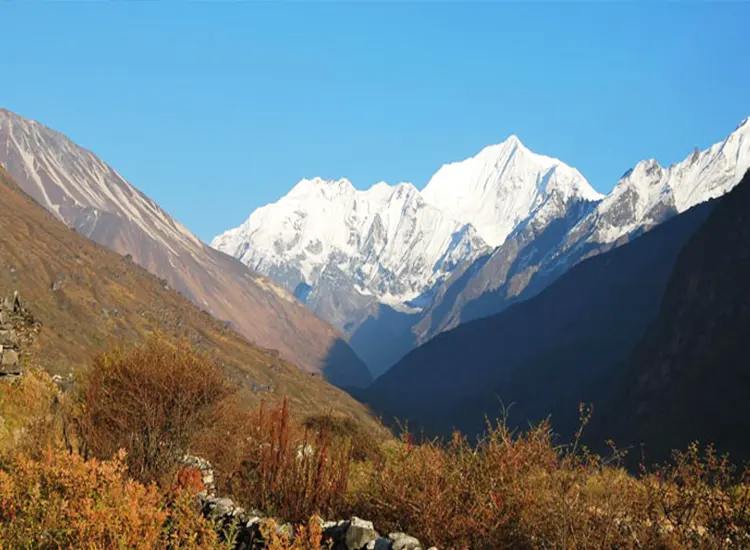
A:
[
  {"xmin": 603, "ymin": 170, "xmax": 750, "ymax": 464},
  {"xmin": 360, "ymin": 198, "xmax": 715, "ymax": 440}
]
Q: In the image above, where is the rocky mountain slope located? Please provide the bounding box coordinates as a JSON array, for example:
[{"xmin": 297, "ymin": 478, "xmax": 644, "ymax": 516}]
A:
[
  {"xmin": 603, "ymin": 169, "xmax": 750, "ymax": 464},
  {"xmin": 417, "ymin": 118, "xmax": 750, "ymax": 343},
  {"xmin": 0, "ymin": 165, "xmax": 380, "ymax": 427},
  {"xmin": 0, "ymin": 108, "xmax": 371, "ymax": 388},
  {"xmin": 359, "ymin": 197, "xmax": 715, "ymax": 439}
]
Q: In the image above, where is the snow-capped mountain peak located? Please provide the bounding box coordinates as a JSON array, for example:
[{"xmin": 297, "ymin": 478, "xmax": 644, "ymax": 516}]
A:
[
  {"xmin": 422, "ymin": 134, "xmax": 603, "ymax": 246},
  {"xmin": 211, "ymin": 178, "xmax": 489, "ymax": 318},
  {"xmin": 567, "ymin": 117, "xmax": 750, "ymax": 248},
  {"xmin": 288, "ymin": 177, "xmax": 356, "ymax": 200}
]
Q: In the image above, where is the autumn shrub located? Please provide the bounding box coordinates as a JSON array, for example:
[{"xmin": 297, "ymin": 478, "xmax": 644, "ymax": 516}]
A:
[
  {"xmin": 0, "ymin": 368, "xmax": 66, "ymax": 457},
  {"xmin": 261, "ymin": 516, "xmax": 324, "ymax": 550},
  {"xmin": 225, "ymin": 398, "xmax": 352, "ymax": 524},
  {"xmin": 640, "ymin": 443, "xmax": 750, "ymax": 549},
  {"xmin": 346, "ymin": 417, "xmax": 750, "ymax": 550},
  {"xmin": 347, "ymin": 423, "xmax": 564, "ymax": 549},
  {"xmin": 304, "ymin": 413, "xmax": 383, "ymax": 462},
  {"xmin": 0, "ymin": 448, "xmax": 219, "ymax": 550},
  {"xmin": 78, "ymin": 335, "xmax": 235, "ymax": 485}
]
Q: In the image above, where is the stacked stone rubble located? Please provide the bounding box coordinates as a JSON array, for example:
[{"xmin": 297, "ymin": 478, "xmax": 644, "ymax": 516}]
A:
[
  {"xmin": 0, "ymin": 292, "xmax": 22, "ymax": 375},
  {"xmin": 183, "ymin": 455, "xmax": 436, "ymax": 550}
]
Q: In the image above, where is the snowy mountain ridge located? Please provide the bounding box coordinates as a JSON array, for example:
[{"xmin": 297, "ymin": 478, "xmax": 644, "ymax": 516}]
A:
[
  {"xmin": 422, "ymin": 135, "xmax": 603, "ymax": 246},
  {"xmin": 211, "ymin": 175, "xmax": 490, "ymax": 310},
  {"xmin": 212, "ymin": 134, "xmax": 605, "ymax": 317},
  {"xmin": 563, "ymin": 116, "xmax": 750, "ymax": 250}
]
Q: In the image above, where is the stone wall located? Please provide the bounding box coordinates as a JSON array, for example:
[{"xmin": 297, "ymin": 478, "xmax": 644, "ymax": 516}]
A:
[
  {"xmin": 183, "ymin": 455, "xmax": 435, "ymax": 550},
  {"xmin": 0, "ymin": 291, "xmax": 38, "ymax": 377}
]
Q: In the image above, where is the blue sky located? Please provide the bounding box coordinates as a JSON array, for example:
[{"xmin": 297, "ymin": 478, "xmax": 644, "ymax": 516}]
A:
[{"xmin": 2, "ymin": 2, "xmax": 749, "ymax": 242}]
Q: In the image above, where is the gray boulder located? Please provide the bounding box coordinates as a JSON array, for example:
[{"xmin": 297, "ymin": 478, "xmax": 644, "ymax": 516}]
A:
[
  {"xmin": 345, "ymin": 517, "xmax": 380, "ymax": 550},
  {"xmin": 389, "ymin": 532, "xmax": 422, "ymax": 550},
  {"xmin": 204, "ymin": 496, "xmax": 244, "ymax": 520},
  {"xmin": 366, "ymin": 538, "xmax": 393, "ymax": 550}
]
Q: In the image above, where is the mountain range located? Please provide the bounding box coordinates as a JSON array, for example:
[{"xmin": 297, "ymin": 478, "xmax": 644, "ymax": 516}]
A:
[
  {"xmin": 362, "ymin": 167, "xmax": 750, "ymax": 465},
  {"xmin": 214, "ymin": 118, "xmax": 750, "ymax": 378},
  {"xmin": 2, "ymin": 104, "xmax": 749, "ymax": 464},
  {"xmin": 416, "ymin": 117, "xmax": 750, "ymax": 343},
  {"xmin": 0, "ymin": 108, "xmax": 372, "ymax": 388}
]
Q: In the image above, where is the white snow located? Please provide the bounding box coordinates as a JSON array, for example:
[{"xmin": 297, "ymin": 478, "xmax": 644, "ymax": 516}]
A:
[
  {"xmin": 574, "ymin": 118, "xmax": 750, "ymax": 246},
  {"xmin": 213, "ymin": 135, "xmax": 606, "ymax": 311},
  {"xmin": 422, "ymin": 135, "xmax": 603, "ymax": 247},
  {"xmin": 211, "ymin": 176, "xmax": 490, "ymax": 306}
]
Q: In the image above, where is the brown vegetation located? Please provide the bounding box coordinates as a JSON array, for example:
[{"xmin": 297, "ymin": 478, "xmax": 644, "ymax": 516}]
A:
[
  {"xmin": 78, "ymin": 337, "xmax": 235, "ymax": 485},
  {"xmin": 0, "ymin": 368, "xmax": 64, "ymax": 456},
  {"xmin": 1, "ymin": 340, "xmax": 748, "ymax": 549},
  {"xmin": 0, "ymin": 165, "xmax": 379, "ymax": 430},
  {"xmin": 224, "ymin": 398, "xmax": 352, "ymax": 524},
  {"xmin": 0, "ymin": 449, "xmax": 219, "ymax": 550}
]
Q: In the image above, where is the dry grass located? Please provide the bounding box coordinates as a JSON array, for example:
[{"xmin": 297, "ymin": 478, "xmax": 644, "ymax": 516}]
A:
[
  {"xmin": 219, "ymin": 398, "xmax": 352, "ymax": 524},
  {"xmin": 0, "ymin": 368, "xmax": 66, "ymax": 456},
  {"xmin": 1, "ymin": 340, "xmax": 748, "ymax": 549}
]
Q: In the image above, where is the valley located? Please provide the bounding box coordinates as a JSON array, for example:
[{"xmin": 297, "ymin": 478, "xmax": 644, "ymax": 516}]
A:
[{"xmin": 2, "ymin": 4, "xmax": 749, "ymax": 546}]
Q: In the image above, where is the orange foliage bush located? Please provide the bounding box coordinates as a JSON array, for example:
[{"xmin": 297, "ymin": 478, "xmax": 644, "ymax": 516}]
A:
[
  {"xmin": 261, "ymin": 516, "xmax": 324, "ymax": 550},
  {"xmin": 78, "ymin": 335, "xmax": 235, "ymax": 485},
  {"xmin": 0, "ymin": 448, "xmax": 218, "ymax": 550}
]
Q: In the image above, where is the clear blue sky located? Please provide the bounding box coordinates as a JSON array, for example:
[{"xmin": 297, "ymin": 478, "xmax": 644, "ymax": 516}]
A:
[{"xmin": 2, "ymin": 2, "xmax": 749, "ymax": 242}]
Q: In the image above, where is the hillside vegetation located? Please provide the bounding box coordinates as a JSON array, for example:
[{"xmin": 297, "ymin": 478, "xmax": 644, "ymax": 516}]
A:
[
  {"xmin": 0, "ymin": 165, "xmax": 379, "ymax": 430},
  {"xmin": 1, "ymin": 339, "xmax": 748, "ymax": 550}
]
